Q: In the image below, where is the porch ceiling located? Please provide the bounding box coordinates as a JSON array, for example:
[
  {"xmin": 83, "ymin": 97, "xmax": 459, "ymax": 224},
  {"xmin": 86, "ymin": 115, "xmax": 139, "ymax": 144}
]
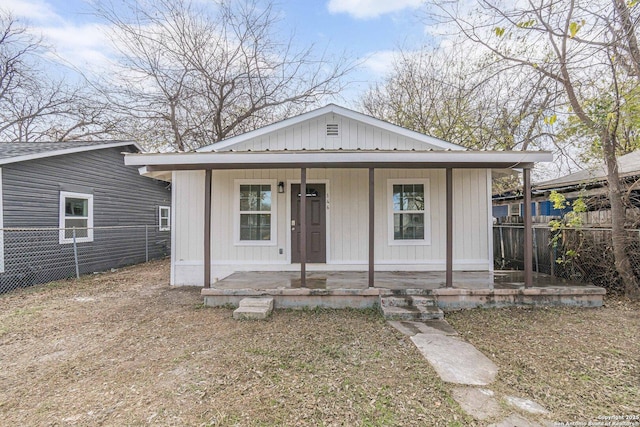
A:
[{"xmin": 125, "ymin": 150, "xmax": 553, "ymax": 174}]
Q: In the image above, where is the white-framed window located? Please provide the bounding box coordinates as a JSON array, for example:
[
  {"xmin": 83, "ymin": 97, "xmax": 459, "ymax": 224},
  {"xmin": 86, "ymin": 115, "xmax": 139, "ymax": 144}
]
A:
[
  {"xmin": 509, "ymin": 203, "xmax": 521, "ymax": 216},
  {"xmin": 159, "ymin": 206, "xmax": 170, "ymax": 231},
  {"xmin": 234, "ymin": 180, "xmax": 277, "ymax": 245},
  {"xmin": 387, "ymin": 179, "xmax": 431, "ymax": 245},
  {"xmin": 59, "ymin": 191, "xmax": 94, "ymax": 244}
]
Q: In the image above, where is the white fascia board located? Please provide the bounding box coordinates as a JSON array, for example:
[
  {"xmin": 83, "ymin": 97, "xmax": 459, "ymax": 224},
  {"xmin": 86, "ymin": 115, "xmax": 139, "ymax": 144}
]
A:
[
  {"xmin": 125, "ymin": 150, "xmax": 553, "ymax": 167},
  {"xmin": 137, "ymin": 166, "xmax": 172, "ymax": 182},
  {"xmin": 0, "ymin": 141, "xmax": 142, "ymax": 166},
  {"xmin": 197, "ymin": 104, "xmax": 465, "ymax": 152}
]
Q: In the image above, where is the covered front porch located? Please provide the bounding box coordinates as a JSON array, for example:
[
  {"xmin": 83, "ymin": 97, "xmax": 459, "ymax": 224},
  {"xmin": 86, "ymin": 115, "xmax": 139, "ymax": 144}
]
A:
[{"xmin": 201, "ymin": 270, "xmax": 606, "ymax": 310}]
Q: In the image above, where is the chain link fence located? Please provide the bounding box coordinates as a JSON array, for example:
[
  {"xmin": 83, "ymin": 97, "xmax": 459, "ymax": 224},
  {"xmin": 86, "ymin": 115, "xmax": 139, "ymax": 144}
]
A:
[
  {"xmin": 494, "ymin": 224, "xmax": 640, "ymax": 293},
  {"xmin": 0, "ymin": 225, "xmax": 170, "ymax": 294}
]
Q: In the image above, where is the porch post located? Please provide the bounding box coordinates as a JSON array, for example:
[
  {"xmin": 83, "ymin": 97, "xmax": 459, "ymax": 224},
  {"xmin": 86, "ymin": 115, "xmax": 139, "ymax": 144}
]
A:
[
  {"xmin": 446, "ymin": 168, "xmax": 453, "ymax": 288},
  {"xmin": 523, "ymin": 167, "xmax": 533, "ymax": 287},
  {"xmin": 204, "ymin": 169, "xmax": 212, "ymax": 288},
  {"xmin": 368, "ymin": 168, "xmax": 375, "ymax": 288},
  {"xmin": 300, "ymin": 167, "xmax": 307, "ymax": 287}
]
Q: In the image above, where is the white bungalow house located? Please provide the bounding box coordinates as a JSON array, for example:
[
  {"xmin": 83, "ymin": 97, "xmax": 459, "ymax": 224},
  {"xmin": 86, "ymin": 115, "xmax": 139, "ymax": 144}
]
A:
[{"xmin": 125, "ymin": 104, "xmax": 552, "ymax": 291}]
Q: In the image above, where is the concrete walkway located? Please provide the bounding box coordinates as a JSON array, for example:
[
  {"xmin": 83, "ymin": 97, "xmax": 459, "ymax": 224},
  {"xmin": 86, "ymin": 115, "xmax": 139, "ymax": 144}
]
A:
[
  {"xmin": 389, "ymin": 320, "xmax": 553, "ymax": 426},
  {"xmin": 411, "ymin": 333, "xmax": 498, "ymax": 385}
]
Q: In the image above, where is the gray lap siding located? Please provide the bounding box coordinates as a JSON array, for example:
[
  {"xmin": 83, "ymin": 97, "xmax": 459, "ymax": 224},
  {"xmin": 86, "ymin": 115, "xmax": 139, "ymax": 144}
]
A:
[{"xmin": 1, "ymin": 146, "xmax": 170, "ymax": 288}]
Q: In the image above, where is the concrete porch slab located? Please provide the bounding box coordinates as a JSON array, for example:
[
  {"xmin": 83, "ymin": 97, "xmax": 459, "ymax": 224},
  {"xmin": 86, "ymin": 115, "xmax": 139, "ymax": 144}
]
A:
[
  {"xmin": 203, "ymin": 270, "xmax": 605, "ymax": 309},
  {"xmin": 202, "ymin": 285, "xmax": 605, "ymax": 309},
  {"xmin": 202, "ymin": 287, "xmax": 381, "ymax": 309},
  {"xmin": 432, "ymin": 286, "xmax": 605, "ymax": 310},
  {"xmin": 208, "ymin": 270, "xmax": 597, "ymax": 291}
]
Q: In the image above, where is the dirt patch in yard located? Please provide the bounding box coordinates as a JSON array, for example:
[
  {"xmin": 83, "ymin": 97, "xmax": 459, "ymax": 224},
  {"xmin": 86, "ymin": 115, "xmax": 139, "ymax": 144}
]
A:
[
  {"xmin": 447, "ymin": 298, "xmax": 640, "ymax": 424},
  {"xmin": 0, "ymin": 261, "xmax": 468, "ymax": 426}
]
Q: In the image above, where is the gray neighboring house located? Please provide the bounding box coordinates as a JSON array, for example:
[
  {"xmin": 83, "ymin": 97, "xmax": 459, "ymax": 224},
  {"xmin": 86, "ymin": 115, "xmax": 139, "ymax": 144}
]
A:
[{"xmin": 0, "ymin": 141, "xmax": 171, "ymax": 290}]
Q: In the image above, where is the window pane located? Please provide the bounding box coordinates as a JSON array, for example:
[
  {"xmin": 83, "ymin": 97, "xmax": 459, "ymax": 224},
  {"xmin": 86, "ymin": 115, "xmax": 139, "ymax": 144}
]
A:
[
  {"xmin": 239, "ymin": 214, "xmax": 271, "ymax": 240},
  {"xmin": 259, "ymin": 185, "xmax": 271, "ymax": 211},
  {"xmin": 65, "ymin": 198, "xmax": 88, "ymax": 217},
  {"xmin": 393, "ymin": 185, "xmax": 402, "ymax": 210},
  {"xmin": 393, "ymin": 184, "xmax": 424, "ymax": 211},
  {"xmin": 64, "ymin": 218, "xmax": 88, "ymax": 238},
  {"xmin": 239, "ymin": 185, "xmax": 255, "ymax": 211},
  {"xmin": 159, "ymin": 207, "xmax": 170, "ymax": 230},
  {"xmin": 394, "ymin": 213, "xmax": 424, "ymax": 240},
  {"xmin": 407, "ymin": 184, "xmax": 424, "ymax": 210},
  {"xmin": 240, "ymin": 185, "xmax": 271, "ymax": 211},
  {"xmin": 240, "ymin": 226, "xmax": 254, "ymax": 241}
]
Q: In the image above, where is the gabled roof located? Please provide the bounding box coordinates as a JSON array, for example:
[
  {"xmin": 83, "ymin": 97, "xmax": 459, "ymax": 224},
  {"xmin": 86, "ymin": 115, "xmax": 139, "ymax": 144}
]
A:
[
  {"xmin": 0, "ymin": 141, "xmax": 142, "ymax": 166},
  {"xmin": 197, "ymin": 104, "xmax": 465, "ymax": 152},
  {"xmin": 536, "ymin": 150, "xmax": 640, "ymax": 190}
]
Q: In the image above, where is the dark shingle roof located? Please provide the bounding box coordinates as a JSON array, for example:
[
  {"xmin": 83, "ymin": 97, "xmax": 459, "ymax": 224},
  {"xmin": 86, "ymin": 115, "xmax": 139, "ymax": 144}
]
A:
[{"xmin": 0, "ymin": 141, "xmax": 141, "ymax": 165}]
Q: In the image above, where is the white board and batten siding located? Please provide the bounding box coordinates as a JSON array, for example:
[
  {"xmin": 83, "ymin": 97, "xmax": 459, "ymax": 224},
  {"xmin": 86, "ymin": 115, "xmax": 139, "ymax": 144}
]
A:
[
  {"xmin": 216, "ymin": 113, "xmax": 445, "ymax": 152},
  {"xmin": 171, "ymin": 170, "xmax": 205, "ymax": 285},
  {"xmin": 172, "ymin": 168, "xmax": 492, "ymax": 286}
]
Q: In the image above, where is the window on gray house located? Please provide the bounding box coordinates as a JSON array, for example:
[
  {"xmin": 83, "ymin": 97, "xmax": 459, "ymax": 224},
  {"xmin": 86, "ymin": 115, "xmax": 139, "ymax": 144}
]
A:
[
  {"xmin": 59, "ymin": 191, "xmax": 94, "ymax": 244},
  {"xmin": 159, "ymin": 206, "xmax": 170, "ymax": 231}
]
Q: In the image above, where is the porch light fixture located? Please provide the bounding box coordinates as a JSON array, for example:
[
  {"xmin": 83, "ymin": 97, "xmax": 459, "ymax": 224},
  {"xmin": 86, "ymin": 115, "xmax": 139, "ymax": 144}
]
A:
[{"xmin": 278, "ymin": 181, "xmax": 285, "ymax": 193}]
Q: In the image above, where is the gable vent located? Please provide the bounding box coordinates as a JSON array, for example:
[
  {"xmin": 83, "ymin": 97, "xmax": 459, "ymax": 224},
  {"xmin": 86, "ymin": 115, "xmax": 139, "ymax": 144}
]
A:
[{"xmin": 326, "ymin": 123, "xmax": 339, "ymax": 137}]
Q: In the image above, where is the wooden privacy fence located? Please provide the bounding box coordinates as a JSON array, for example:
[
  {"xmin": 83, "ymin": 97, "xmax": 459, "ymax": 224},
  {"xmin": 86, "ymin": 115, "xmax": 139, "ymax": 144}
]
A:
[
  {"xmin": 494, "ymin": 225, "xmax": 557, "ymax": 275},
  {"xmin": 493, "ymin": 225, "xmax": 640, "ymax": 291}
]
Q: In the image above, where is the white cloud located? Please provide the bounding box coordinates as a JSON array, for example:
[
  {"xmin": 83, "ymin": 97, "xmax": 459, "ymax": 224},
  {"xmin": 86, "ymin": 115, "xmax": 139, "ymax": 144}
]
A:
[
  {"xmin": 1, "ymin": 0, "xmax": 61, "ymax": 23},
  {"xmin": 362, "ymin": 50, "xmax": 398, "ymax": 77},
  {"xmin": 1, "ymin": 0, "xmax": 117, "ymax": 77},
  {"xmin": 36, "ymin": 22, "xmax": 115, "ymax": 72},
  {"xmin": 327, "ymin": 0, "xmax": 423, "ymax": 19}
]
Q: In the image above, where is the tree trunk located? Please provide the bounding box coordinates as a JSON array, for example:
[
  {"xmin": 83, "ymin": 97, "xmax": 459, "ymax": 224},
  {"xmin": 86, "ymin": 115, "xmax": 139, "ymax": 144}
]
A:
[
  {"xmin": 602, "ymin": 131, "xmax": 639, "ymax": 298},
  {"xmin": 169, "ymin": 101, "xmax": 184, "ymax": 152}
]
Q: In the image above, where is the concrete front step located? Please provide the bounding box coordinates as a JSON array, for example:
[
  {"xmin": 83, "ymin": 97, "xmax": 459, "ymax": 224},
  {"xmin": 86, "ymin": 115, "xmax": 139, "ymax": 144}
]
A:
[
  {"xmin": 381, "ymin": 304, "xmax": 444, "ymax": 321},
  {"xmin": 380, "ymin": 296, "xmax": 410, "ymax": 307},
  {"xmin": 233, "ymin": 297, "xmax": 274, "ymax": 320},
  {"xmin": 410, "ymin": 296, "xmax": 437, "ymax": 307},
  {"xmin": 380, "ymin": 295, "xmax": 443, "ymax": 320}
]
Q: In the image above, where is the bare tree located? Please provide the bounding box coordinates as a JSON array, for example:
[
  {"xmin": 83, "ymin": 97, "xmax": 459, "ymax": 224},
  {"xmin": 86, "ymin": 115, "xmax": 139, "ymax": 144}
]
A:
[
  {"xmin": 361, "ymin": 47, "xmax": 560, "ymax": 152},
  {"xmin": 0, "ymin": 10, "xmax": 50, "ymax": 141},
  {"xmin": 432, "ymin": 0, "xmax": 640, "ymax": 297},
  {"xmin": 96, "ymin": 0, "xmax": 354, "ymax": 151},
  {"xmin": 0, "ymin": 10, "xmax": 122, "ymax": 142}
]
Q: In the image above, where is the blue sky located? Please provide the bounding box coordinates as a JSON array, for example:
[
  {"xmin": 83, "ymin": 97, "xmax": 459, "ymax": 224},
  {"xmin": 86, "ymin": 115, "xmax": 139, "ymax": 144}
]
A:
[{"xmin": 2, "ymin": 0, "xmax": 438, "ymax": 105}]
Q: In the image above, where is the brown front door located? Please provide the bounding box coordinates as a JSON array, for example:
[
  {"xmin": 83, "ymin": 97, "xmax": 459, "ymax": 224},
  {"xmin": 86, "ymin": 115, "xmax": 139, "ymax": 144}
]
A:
[{"xmin": 291, "ymin": 184, "xmax": 326, "ymax": 263}]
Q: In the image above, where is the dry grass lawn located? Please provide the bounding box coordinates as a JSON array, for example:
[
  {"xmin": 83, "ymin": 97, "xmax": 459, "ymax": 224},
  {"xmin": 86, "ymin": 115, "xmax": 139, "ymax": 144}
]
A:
[
  {"xmin": 0, "ymin": 260, "xmax": 638, "ymax": 426},
  {"xmin": 446, "ymin": 298, "xmax": 640, "ymax": 423},
  {"xmin": 0, "ymin": 260, "xmax": 467, "ymax": 426}
]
